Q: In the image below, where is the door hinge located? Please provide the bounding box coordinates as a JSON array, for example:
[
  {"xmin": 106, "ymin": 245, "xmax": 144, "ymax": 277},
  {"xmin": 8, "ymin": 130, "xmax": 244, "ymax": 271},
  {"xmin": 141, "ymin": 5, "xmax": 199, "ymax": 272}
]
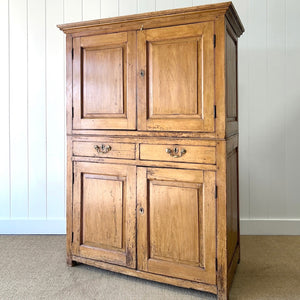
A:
[
  {"xmin": 214, "ymin": 34, "xmax": 216, "ymax": 48},
  {"xmin": 71, "ymin": 232, "xmax": 74, "ymax": 243},
  {"xmin": 215, "ymin": 185, "xmax": 218, "ymax": 199},
  {"xmin": 72, "ymin": 107, "xmax": 74, "ymax": 119},
  {"xmin": 216, "ymin": 258, "xmax": 218, "ymax": 271},
  {"xmin": 214, "ymin": 105, "xmax": 217, "ymax": 119},
  {"xmin": 72, "ymin": 48, "xmax": 74, "ymax": 59}
]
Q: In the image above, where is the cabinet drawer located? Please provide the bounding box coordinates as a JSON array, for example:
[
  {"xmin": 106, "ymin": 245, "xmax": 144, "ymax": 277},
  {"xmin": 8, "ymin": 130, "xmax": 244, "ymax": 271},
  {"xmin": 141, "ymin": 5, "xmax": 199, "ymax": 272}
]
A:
[
  {"xmin": 73, "ymin": 141, "xmax": 136, "ymax": 159},
  {"xmin": 139, "ymin": 144, "xmax": 215, "ymax": 164}
]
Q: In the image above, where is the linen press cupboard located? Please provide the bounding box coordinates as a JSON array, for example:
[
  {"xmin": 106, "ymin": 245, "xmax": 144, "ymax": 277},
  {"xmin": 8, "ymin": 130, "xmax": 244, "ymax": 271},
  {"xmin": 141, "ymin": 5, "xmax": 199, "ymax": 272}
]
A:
[{"xmin": 58, "ymin": 2, "xmax": 244, "ymax": 299}]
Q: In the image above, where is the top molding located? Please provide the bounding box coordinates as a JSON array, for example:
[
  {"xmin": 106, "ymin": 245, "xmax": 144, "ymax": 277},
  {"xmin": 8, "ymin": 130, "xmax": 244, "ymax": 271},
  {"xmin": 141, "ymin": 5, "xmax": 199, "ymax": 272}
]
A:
[{"xmin": 57, "ymin": 2, "xmax": 244, "ymax": 37}]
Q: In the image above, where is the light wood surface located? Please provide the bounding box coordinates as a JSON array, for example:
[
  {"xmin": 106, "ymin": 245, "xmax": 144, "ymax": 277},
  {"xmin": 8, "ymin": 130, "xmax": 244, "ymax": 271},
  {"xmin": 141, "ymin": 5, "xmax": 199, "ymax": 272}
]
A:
[
  {"xmin": 73, "ymin": 141, "xmax": 136, "ymax": 159},
  {"xmin": 139, "ymin": 143, "xmax": 216, "ymax": 165},
  {"xmin": 137, "ymin": 168, "xmax": 216, "ymax": 284},
  {"xmin": 60, "ymin": 3, "xmax": 244, "ymax": 299},
  {"xmin": 72, "ymin": 162, "xmax": 136, "ymax": 268},
  {"xmin": 73, "ymin": 31, "xmax": 136, "ymax": 130},
  {"xmin": 137, "ymin": 22, "xmax": 215, "ymax": 132}
]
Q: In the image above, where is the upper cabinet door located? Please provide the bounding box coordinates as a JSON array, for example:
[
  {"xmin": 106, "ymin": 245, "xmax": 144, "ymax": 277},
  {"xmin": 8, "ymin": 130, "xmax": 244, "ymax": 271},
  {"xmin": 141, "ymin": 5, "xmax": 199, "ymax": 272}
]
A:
[
  {"xmin": 137, "ymin": 22, "xmax": 215, "ymax": 132},
  {"xmin": 73, "ymin": 32, "xmax": 136, "ymax": 130}
]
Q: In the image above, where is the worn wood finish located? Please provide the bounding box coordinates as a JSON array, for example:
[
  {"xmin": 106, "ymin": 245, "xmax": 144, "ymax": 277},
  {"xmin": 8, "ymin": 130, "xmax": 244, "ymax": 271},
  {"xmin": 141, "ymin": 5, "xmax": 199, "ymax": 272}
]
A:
[
  {"xmin": 137, "ymin": 22, "xmax": 215, "ymax": 132},
  {"xmin": 216, "ymin": 141, "xmax": 228, "ymax": 300},
  {"xmin": 225, "ymin": 20, "xmax": 239, "ymax": 138},
  {"xmin": 59, "ymin": 3, "xmax": 244, "ymax": 299},
  {"xmin": 73, "ymin": 31, "xmax": 136, "ymax": 130},
  {"xmin": 226, "ymin": 148, "xmax": 239, "ymax": 266},
  {"xmin": 73, "ymin": 141, "xmax": 136, "ymax": 159},
  {"xmin": 57, "ymin": 2, "xmax": 244, "ymax": 37},
  {"xmin": 139, "ymin": 143, "xmax": 216, "ymax": 165},
  {"xmin": 72, "ymin": 162, "xmax": 136, "ymax": 268},
  {"xmin": 137, "ymin": 168, "xmax": 216, "ymax": 284},
  {"xmin": 72, "ymin": 255, "xmax": 218, "ymax": 294}
]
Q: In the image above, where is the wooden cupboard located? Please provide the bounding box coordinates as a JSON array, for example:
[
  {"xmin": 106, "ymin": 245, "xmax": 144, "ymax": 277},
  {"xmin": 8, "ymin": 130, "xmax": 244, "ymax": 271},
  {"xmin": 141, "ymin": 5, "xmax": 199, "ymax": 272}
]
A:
[{"xmin": 58, "ymin": 2, "xmax": 244, "ymax": 299}]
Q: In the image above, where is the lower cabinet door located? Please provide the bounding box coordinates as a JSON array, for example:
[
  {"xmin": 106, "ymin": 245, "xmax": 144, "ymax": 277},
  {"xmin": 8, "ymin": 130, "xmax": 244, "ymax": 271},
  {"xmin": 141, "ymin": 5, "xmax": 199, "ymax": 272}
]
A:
[
  {"xmin": 137, "ymin": 167, "xmax": 216, "ymax": 284},
  {"xmin": 72, "ymin": 162, "xmax": 136, "ymax": 268}
]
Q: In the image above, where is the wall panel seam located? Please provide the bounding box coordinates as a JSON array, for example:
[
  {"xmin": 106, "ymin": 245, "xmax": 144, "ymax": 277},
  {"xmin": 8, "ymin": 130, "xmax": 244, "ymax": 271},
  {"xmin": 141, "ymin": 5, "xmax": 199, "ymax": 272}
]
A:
[{"xmin": 45, "ymin": 0, "xmax": 48, "ymax": 219}]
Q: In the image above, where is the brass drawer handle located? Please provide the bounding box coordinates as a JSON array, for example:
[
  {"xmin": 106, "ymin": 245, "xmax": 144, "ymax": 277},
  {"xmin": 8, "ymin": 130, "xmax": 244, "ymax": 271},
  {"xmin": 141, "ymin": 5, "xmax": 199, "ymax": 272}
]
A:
[
  {"xmin": 94, "ymin": 144, "xmax": 111, "ymax": 154},
  {"xmin": 165, "ymin": 147, "xmax": 186, "ymax": 158}
]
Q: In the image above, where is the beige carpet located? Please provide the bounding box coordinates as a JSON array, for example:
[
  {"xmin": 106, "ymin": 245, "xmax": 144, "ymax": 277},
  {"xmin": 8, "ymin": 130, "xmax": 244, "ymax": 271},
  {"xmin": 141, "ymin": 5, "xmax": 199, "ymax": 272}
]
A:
[{"xmin": 0, "ymin": 235, "xmax": 299, "ymax": 300}]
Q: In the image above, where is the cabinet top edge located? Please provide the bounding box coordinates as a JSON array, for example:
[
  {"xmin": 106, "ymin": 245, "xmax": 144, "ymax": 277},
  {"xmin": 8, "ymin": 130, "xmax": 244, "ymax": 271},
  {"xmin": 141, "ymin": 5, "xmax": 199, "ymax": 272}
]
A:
[{"xmin": 57, "ymin": 2, "xmax": 244, "ymax": 37}]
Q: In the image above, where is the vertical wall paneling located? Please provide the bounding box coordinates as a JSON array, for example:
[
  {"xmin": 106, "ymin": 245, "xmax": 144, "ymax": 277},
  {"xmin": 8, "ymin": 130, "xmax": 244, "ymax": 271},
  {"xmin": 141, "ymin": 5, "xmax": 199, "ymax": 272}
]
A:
[
  {"xmin": 0, "ymin": 0, "xmax": 10, "ymax": 218},
  {"xmin": 266, "ymin": 0, "xmax": 286, "ymax": 218},
  {"xmin": 137, "ymin": 0, "xmax": 155, "ymax": 13},
  {"xmin": 9, "ymin": 0, "xmax": 28, "ymax": 218},
  {"xmin": 174, "ymin": 0, "xmax": 192, "ymax": 9},
  {"xmin": 46, "ymin": 0, "xmax": 65, "ymax": 220},
  {"xmin": 64, "ymin": 0, "xmax": 83, "ymax": 23},
  {"xmin": 285, "ymin": 0, "xmax": 300, "ymax": 219},
  {"xmin": 1, "ymin": 0, "xmax": 300, "ymax": 234},
  {"xmin": 28, "ymin": 0, "xmax": 47, "ymax": 219},
  {"xmin": 247, "ymin": 0, "xmax": 269, "ymax": 219},
  {"xmin": 83, "ymin": 0, "xmax": 101, "ymax": 21},
  {"xmin": 233, "ymin": 0, "xmax": 250, "ymax": 219},
  {"xmin": 192, "ymin": 0, "xmax": 212, "ymax": 6},
  {"xmin": 155, "ymin": 0, "xmax": 173, "ymax": 11},
  {"xmin": 119, "ymin": 0, "xmax": 137, "ymax": 16},
  {"xmin": 101, "ymin": 0, "xmax": 118, "ymax": 18}
]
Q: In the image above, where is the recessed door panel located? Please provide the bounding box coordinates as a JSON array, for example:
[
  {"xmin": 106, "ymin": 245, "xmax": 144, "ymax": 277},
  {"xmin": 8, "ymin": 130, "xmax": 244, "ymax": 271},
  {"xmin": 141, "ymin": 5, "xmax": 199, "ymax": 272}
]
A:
[
  {"xmin": 73, "ymin": 162, "xmax": 136, "ymax": 268},
  {"xmin": 137, "ymin": 168, "xmax": 216, "ymax": 284},
  {"xmin": 148, "ymin": 38, "xmax": 199, "ymax": 117},
  {"xmin": 83, "ymin": 47, "xmax": 124, "ymax": 117},
  {"xmin": 82, "ymin": 174, "xmax": 123, "ymax": 249},
  {"xmin": 149, "ymin": 180, "xmax": 202, "ymax": 265},
  {"xmin": 137, "ymin": 22, "xmax": 215, "ymax": 132},
  {"xmin": 73, "ymin": 32, "xmax": 136, "ymax": 130}
]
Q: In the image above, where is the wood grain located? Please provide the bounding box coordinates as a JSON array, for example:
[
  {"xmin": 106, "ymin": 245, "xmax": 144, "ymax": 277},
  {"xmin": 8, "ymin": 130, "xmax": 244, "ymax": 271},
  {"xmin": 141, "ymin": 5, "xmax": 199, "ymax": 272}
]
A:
[
  {"xmin": 139, "ymin": 143, "xmax": 216, "ymax": 165},
  {"xmin": 73, "ymin": 141, "xmax": 136, "ymax": 159},
  {"xmin": 72, "ymin": 255, "xmax": 218, "ymax": 294},
  {"xmin": 138, "ymin": 22, "xmax": 215, "ymax": 132},
  {"xmin": 225, "ymin": 20, "xmax": 239, "ymax": 138},
  {"xmin": 61, "ymin": 3, "xmax": 244, "ymax": 299},
  {"xmin": 72, "ymin": 162, "xmax": 136, "ymax": 268},
  {"xmin": 57, "ymin": 2, "xmax": 244, "ymax": 37},
  {"xmin": 137, "ymin": 167, "xmax": 216, "ymax": 284},
  {"xmin": 73, "ymin": 31, "xmax": 136, "ymax": 130}
]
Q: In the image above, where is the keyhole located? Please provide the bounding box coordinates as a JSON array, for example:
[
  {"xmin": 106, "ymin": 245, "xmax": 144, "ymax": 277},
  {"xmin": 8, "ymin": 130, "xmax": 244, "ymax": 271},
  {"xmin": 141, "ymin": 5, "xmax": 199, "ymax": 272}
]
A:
[{"xmin": 139, "ymin": 207, "xmax": 144, "ymax": 214}]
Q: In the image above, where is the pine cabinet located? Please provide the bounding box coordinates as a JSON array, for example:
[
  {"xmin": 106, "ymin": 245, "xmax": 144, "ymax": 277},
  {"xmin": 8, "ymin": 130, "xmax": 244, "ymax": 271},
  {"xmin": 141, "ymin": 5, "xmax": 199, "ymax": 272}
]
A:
[{"xmin": 58, "ymin": 2, "xmax": 244, "ymax": 299}]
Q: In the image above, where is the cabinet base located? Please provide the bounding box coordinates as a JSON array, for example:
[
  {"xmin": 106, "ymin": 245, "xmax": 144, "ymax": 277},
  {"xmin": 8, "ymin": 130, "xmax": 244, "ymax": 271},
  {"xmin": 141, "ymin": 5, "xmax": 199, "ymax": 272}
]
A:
[
  {"xmin": 71, "ymin": 255, "xmax": 217, "ymax": 295},
  {"xmin": 66, "ymin": 256, "xmax": 77, "ymax": 267}
]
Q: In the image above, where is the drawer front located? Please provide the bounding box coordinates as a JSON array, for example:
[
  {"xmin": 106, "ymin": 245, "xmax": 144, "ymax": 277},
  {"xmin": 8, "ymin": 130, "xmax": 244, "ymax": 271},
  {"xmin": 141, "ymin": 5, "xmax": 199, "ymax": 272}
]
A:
[
  {"xmin": 73, "ymin": 141, "xmax": 136, "ymax": 159},
  {"xmin": 139, "ymin": 144, "xmax": 215, "ymax": 164}
]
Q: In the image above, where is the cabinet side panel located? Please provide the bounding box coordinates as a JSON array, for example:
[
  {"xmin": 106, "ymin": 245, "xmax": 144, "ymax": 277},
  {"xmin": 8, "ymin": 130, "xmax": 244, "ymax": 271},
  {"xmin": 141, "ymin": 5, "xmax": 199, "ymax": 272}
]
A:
[
  {"xmin": 225, "ymin": 22, "xmax": 238, "ymax": 138},
  {"xmin": 226, "ymin": 136, "xmax": 239, "ymax": 270}
]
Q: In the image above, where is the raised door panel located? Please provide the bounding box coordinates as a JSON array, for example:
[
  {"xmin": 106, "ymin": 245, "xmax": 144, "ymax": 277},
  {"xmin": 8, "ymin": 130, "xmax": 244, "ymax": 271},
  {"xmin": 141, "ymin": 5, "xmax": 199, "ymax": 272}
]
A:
[
  {"xmin": 227, "ymin": 147, "xmax": 239, "ymax": 265},
  {"xmin": 137, "ymin": 168, "xmax": 216, "ymax": 284},
  {"xmin": 137, "ymin": 22, "xmax": 215, "ymax": 132},
  {"xmin": 73, "ymin": 32, "xmax": 136, "ymax": 130},
  {"xmin": 72, "ymin": 162, "xmax": 136, "ymax": 268}
]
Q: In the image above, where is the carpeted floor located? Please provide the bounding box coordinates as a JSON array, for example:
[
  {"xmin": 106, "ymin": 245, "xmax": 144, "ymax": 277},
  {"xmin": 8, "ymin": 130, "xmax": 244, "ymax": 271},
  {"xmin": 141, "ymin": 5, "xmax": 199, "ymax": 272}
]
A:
[{"xmin": 0, "ymin": 235, "xmax": 299, "ymax": 300}]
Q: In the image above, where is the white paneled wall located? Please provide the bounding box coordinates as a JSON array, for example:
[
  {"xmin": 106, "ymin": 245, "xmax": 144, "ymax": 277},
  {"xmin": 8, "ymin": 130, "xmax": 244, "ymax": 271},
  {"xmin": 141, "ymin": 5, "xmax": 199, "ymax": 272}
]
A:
[{"xmin": 0, "ymin": 0, "xmax": 299, "ymax": 234}]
